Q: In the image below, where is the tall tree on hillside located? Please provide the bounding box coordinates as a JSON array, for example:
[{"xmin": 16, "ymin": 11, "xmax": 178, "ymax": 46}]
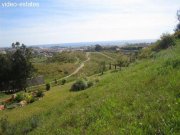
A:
[
  {"xmin": 0, "ymin": 42, "xmax": 34, "ymax": 92},
  {"xmin": 0, "ymin": 54, "xmax": 12, "ymax": 91},
  {"xmin": 10, "ymin": 43, "xmax": 34, "ymax": 91},
  {"xmin": 175, "ymin": 10, "xmax": 180, "ymax": 32},
  {"xmin": 174, "ymin": 10, "xmax": 180, "ymax": 39}
]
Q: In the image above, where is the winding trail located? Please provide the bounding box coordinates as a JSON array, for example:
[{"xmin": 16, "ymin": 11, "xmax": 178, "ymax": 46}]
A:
[
  {"xmin": 96, "ymin": 52, "xmax": 115, "ymax": 61},
  {"xmin": 28, "ymin": 52, "xmax": 90, "ymax": 89},
  {"xmin": 59, "ymin": 52, "xmax": 90, "ymax": 80}
]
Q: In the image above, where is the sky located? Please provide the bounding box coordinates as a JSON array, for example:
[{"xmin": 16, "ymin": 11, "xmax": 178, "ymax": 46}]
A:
[{"xmin": 0, "ymin": 0, "xmax": 179, "ymax": 47}]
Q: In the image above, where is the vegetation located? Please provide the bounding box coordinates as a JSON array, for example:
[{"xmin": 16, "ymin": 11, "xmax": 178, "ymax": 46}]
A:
[
  {"xmin": 46, "ymin": 83, "xmax": 50, "ymax": 91},
  {"xmin": 71, "ymin": 79, "xmax": 87, "ymax": 91},
  {"xmin": 77, "ymin": 52, "xmax": 112, "ymax": 76},
  {"xmin": 99, "ymin": 61, "xmax": 106, "ymax": 75},
  {"xmin": 47, "ymin": 51, "xmax": 86, "ymax": 63},
  {"xmin": 0, "ymin": 39, "xmax": 179, "ymax": 134},
  {"xmin": 154, "ymin": 34, "xmax": 175, "ymax": 50},
  {"xmin": 61, "ymin": 79, "xmax": 66, "ymax": 85},
  {"xmin": 33, "ymin": 51, "xmax": 86, "ymax": 82},
  {"xmin": 0, "ymin": 43, "xmax": 34, "ymax": 92},
  {"xmin": 95, "ymin": 44, "xmax": 103, "ymax": 52},
  {"xmin": 14, "ymin": 93, "xmax": 24, "ymax": 102},
  {"xmin": 36, "ymin": 90, "xmax": 44, "ymax": 97},
  {"xmin": 0, "ymin": 13, "xmax": 179, "ymax": 134}
]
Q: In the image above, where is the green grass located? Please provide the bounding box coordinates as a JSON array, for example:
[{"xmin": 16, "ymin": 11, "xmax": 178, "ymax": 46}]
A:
[
  {"xmin": 0, "ymin": 40, "xmax": 180, "ymax": 135},
  {"xmin": 34, "ymin": 62, "xmax": 79, "ymax": 82},
  {"xmin": 76, "ymin": 52, "xmax": 113, "ymax": 77},
  {"xmin": 32, "ymin": 51, "xmax": 86, "ymax": 82}
]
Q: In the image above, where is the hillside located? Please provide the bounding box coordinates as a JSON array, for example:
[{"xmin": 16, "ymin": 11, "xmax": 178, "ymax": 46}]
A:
[{"xmin": 0, "ymin": 40, "xmax": 180, "ymax": 135}]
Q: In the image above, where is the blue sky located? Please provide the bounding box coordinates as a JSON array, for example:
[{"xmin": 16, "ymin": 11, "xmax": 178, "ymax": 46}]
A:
[{"xmin": 0, "ymin": 0, "xmax": 179, "ymax": 46}]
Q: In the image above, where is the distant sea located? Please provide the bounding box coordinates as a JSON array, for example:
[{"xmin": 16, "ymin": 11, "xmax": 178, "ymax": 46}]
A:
[{"xmin": 29, "ymin": 39, "xmax": 157, "ymax": 48}]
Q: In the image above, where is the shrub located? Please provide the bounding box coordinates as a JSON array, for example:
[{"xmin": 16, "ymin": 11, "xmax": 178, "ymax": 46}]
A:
[
  {"xmin": 36, "ymin": 90, "xmax": 44, "ymax": 97},
  {"xmin": 24, "ymin": 94, "xmax": 35, "ymax": 103},
  {"xmin": 87, "ymin": 81, "xmax": 93, "ymax": 88},
  {"xmin": 138, "ymin": 47, "xmax": 154, "ymax": 59},
  {"xmin": 46, "ymin": 83, "xmax": 50, "ymax": 91},
  {"xmin": 155, "ymin": 34, "xmax": 175, "ymax": 50},
  {"xmin": 71, "ymin": 79, "xmax": 88, "ymax": 91},
  {"xmin": 61, "ymin": 79, "xmax": 66, "ymax": 85},
  {"xmin": 174, "ymin": 31, "xmax": 180, "ymax": 39},
  {"xmin": 14, "ymin": 93, "xmax": 24, "ymax": 102}
]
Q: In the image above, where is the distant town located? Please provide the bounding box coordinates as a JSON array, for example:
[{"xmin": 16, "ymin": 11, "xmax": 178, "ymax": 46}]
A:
[{"xmin": 0, "ymin": 39, "xmax": 155, "ymax": 57}]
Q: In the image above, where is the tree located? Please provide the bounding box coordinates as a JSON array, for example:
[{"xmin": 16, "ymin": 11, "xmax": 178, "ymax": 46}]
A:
[
  {"xmin": 0, "ymin": 54, "xmax": 12, "ymax": 91},
  {"xmin": 11, "ymin": 43, "xmax": 15, "ymax": 48},
  {"xmin": 174, "ymin": 10, "xmax": 180, "ymax": 38},
  {"xmin": 11, "ymin": 45, "xmax": 34, "ymax": 91},
  {"xmin": 0, "ymin": 42, "xmax": 34, "ymax": 92},
  {"xmin": 109, "ymin": 63, "xmax": 112, "ymax": 70},
  {"xmin": 15, "ymin": 42, "xmax": 20, "ymax": 47},
  {"xmin": 116, "ymin": 55, "xmax": 129, "ymax": 70},
  {"xmin": 46, "ymin": 83, "xmax": 50, "ymax": 91},
  {"xmin": 99, "ymin": 61, "xmax": 106, "ymax": 75},
  {"xmin": 156, "ymin": 34, "xmax": 175, "ymax": 50},
  {"xmin": 175, "ymin": 23, "xmax": 180, "ymax": 32},
  {"xmin": 95, "ymin": 44, "xmax": 103, "ymax": 52},
  {"xmin": 176, "ymin": 10, "xmax": 180, "ymax": 31}
]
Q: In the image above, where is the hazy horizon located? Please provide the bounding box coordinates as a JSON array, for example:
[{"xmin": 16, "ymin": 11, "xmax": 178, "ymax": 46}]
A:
[
  {"xmin": 0, "ymin": 0, "xmax": 179, "ymax": 46},
  {"xmin": 0, "ymin": 39, "xmax": 156, "ymax": 48}
]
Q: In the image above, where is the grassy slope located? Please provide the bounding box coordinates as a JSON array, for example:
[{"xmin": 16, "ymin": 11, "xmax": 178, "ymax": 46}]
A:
[
  {"xmin": 0, "ymin": 40, "xmax": 180, "ymax": 135},
  {"xmin": 77, "ymin": 52, "xmax": 113, "ymax": 76},
  {"xmin": 33, "ymin": 51, "xmax": 86, "ymax": 82}
]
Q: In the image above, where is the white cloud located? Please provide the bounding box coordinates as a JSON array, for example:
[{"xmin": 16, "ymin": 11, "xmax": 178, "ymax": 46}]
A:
[{"xmin": 0, "ymin": 0, "xmax": 179, "ymax": 46}]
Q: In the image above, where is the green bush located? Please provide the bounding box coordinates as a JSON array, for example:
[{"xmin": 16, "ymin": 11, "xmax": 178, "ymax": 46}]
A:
[
  {"xmin": 71, "ymin": 79, "xmax": 88, "ymax": 91},
  {"xmin": 61, "ymin": 79, "xmax": 66, "ymax": 85},
  {"xmin": 46, "ymin": 83, "xmax": 50, "ymax": 91},
  {"xmin": 138, "ymin": 47, "xmax": 154, "ymax": 59},
  {"xmin": 24, "ymin": 94, "xmax": 35, "ymax": 103},
  {"xmin": 155, "ymin": 34, "xmax": 175, "ymax": 50},
  {"xmin": 36, "ymin": 90, "xmax": 44, "ymax": 97},
  {"xmin": 14, "ymin": 93, "xmax": 24, "ymax": 102}
]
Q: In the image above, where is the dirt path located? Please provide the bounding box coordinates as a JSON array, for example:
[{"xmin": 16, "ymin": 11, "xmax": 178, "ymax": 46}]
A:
[
  {"xmin": 28, "ymin": 52, "xmax": 90, "ymax": 88},
  {"xmin": 60, "ymin": 52, "xmax": 90, "ymax": 79},
  {"xmin": 96, "ymin": 52, "xmax": 115, "ymax": 60},
  {"xmin": 1, "ymin": 53, "xmax": 91, "ymax": 100}
]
